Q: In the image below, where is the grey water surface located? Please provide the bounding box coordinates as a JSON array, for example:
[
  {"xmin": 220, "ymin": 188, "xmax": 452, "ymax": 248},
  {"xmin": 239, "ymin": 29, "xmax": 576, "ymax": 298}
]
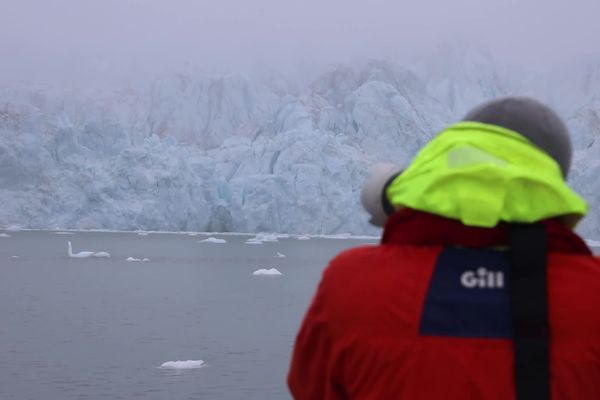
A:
[{"xmin": 0, "ymin": 231, "xmax": 377, "ymax": 400}]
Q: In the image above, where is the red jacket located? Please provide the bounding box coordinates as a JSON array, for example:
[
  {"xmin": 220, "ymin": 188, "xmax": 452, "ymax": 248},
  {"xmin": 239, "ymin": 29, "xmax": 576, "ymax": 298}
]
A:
[{"xmin": 288, "ymin": 210, "xmax": 600, "ymax": 399}]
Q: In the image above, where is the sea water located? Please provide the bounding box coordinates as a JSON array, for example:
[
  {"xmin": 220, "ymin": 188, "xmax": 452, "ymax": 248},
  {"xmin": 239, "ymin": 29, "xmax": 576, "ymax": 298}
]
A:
[
  {"xmin": 1, "ymin": 230, "xmax": 598, "ymax": 399},
  {"xmin": 0, "ymin": 231, "xmax": 377, "ymax": 400}
]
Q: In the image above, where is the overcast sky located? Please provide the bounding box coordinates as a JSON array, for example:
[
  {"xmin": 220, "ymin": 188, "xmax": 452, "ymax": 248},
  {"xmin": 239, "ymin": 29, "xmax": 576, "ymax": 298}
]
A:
[{"xmin": 2, "ymin": 0, "xmax": 600, "ymax": 87}]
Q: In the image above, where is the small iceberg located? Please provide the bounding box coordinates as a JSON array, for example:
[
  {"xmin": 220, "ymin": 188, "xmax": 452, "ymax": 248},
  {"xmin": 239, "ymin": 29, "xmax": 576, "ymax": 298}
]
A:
[
  {"xmin": 322, "ymin": 233, "xmax": 352, "ymax": 239},
  {"xmin": 187, "ymin": 232, "xmax": 200, "ymax": 237},
  {"xmin": 10, "ymin": 255, "xmax": 19, "ymax": 259},
  {"xmin": 67, "ymin": 241, "xmax": 111, "ymax": 258},
  {"xmin": 0, "ymin": 233, "xmax": 11, "ymax": 238},
  {"xmin": 245, "ymin": 238, "xmax": 263, "ymax": 245},
  {"xmin": 275, "ymin": 252, "xmax": 287, "ymax": 258},
  {"xmin": 160, "ymin": 360, "xmax": 205, "ymax": 369},
  {"xmin": 297, "ymin": 235, "xmax": 310, "ymax": 240},
  {"xmin": 198, "ymin": 237, "xmax": 227, "ymax": 244},
  {"xmin": 137, "ymin": 232, "xmax": 149, "ymax": 236},
  {"xmin": 54, "ymin": 232, "xmax": 75, "ymax": 235},
  {"xmin": 585, "ymin": 239, "xmax": 600, "ymax": 248},
  {"xmin": 126, "ymin": 257, "xmax": 150, "ymax": 262},
  {"xmin": 253, "ymin": 233, "xmax": 279, "ymax": 242},
  {"xmin": 253, "ymin": 268, "xmax": 283, "ymax": 276}
]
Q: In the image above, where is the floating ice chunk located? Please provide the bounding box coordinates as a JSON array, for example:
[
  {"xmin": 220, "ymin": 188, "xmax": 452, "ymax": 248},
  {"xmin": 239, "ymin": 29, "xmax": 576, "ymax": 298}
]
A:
[
  {"xmin": 313, "ymin": 234, "xmax": 380, "ymax": 240},
  {"xmin": 67, "ymin": 241, "xmax": 111, "ymax": 258},
  {"xmin": 137, "ymin": 232, "xmax": 149, "ymax": 236},
  {"xmin": 160, "ymin": 360, "xmax": 205, "ymax": 369},
  {"xmin": 11, "ymin": 255, "xmax": 19, "ymax": 259},
  {"xmin": 245, "ymin": 239, "xmax": 263, "ymax": 244},
  {"xmin": 127, "ymin": 257, "xmax": 150, "ymax": 262},
  {"xmin": 275, "ymin": 252, "xmax": 287, "ymax": 258},
  {"xmin": 187, "ymin": 232, "xmax": 200, "ymax": 236},
  {"xmin": 321, "ymin": 233, "xmax": 352, "ymax": 239},
  {"xmin": 253, "ymin": 268, "xmax": 282, "ymax": 275},
  {"xmin": 198, "ymin": 237, "xmax": 226, "ymax": 244},
  {"xmin": 348, "ymin": 235, "xmax": 381, "ymax": 240},
  {"xmin": 585, "ymin": 239, "xmax": 600, "ymax": 248},
  {"xmin": 253, "ymin": 233, "xmax": 279, "ymax": 242},
  {"xmin": 54, "ymin": 232, "xmax": 75, "ymax": 235},
  {"xmin": 297, "ymin": 235, "xmax": 310, "ymax": 240},
  {"xmin": 0, "ymin": 233, "xmax": 11, "ymax": 238}
]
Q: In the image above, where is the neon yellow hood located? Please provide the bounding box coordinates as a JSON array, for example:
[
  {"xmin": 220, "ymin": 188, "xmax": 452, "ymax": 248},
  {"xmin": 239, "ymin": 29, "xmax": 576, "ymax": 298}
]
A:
[{"xmin": 386, "ymin": 122, "xmax": 587, "ymax": 227}]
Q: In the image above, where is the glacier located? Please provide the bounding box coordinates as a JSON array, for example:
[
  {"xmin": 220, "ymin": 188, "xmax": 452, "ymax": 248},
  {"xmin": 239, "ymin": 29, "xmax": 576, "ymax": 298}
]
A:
[{"xmin": 0, "ymin": 49, "xmax": 599, "ymax": 238}]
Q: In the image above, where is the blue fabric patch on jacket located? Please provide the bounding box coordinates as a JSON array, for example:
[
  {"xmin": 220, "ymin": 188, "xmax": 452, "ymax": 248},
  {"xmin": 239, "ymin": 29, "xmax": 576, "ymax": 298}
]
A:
[{"xmin": 419, "ymin": 247, "xmax": 511, "ymax": 339}]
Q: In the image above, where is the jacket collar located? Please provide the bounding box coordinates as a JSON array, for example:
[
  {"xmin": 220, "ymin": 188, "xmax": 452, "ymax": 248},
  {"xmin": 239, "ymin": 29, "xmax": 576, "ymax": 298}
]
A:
[{"xmin": 381, "ymin": 208, "xmax": 592, "ymax": 255}]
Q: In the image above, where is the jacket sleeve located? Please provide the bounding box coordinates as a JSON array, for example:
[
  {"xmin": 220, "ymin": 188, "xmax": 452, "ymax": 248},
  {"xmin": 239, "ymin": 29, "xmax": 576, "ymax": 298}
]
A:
[{"xmin": 288, "ymin": 267, "xmax": 346, "ymax": 400}]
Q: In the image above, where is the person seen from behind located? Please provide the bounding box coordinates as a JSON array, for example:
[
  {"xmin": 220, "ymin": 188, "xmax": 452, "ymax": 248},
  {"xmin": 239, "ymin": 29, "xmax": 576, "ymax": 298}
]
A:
[{"xmin": 288, "ymin": 97, "xmax": 600, "ymax": 399}]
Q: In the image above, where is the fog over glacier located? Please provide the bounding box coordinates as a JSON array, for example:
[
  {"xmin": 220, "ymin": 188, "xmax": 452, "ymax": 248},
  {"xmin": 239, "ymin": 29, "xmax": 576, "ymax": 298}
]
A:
[{"xmin": 1, "ymin": 0, "xmax": 599, "ymax": 237}]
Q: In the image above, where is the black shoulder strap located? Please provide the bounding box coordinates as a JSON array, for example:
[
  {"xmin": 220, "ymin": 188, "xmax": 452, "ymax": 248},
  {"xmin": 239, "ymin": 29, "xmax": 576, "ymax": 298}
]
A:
[{"xmin": 509, "ymin": 223, "xmax": 550, "ymax": 400}]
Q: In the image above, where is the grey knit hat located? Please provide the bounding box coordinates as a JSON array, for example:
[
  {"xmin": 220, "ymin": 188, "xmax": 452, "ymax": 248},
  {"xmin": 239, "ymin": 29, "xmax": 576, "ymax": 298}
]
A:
[{"xmin": 463, "ymin": 97, "xmax": 572, "ymax": 177}]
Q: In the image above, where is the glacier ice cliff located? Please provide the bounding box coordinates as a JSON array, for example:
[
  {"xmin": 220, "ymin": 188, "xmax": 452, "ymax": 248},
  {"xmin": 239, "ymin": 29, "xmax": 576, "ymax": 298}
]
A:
[{"xmin": 0, "ymin": 50, "xmax": 599, "ymax": 237}]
